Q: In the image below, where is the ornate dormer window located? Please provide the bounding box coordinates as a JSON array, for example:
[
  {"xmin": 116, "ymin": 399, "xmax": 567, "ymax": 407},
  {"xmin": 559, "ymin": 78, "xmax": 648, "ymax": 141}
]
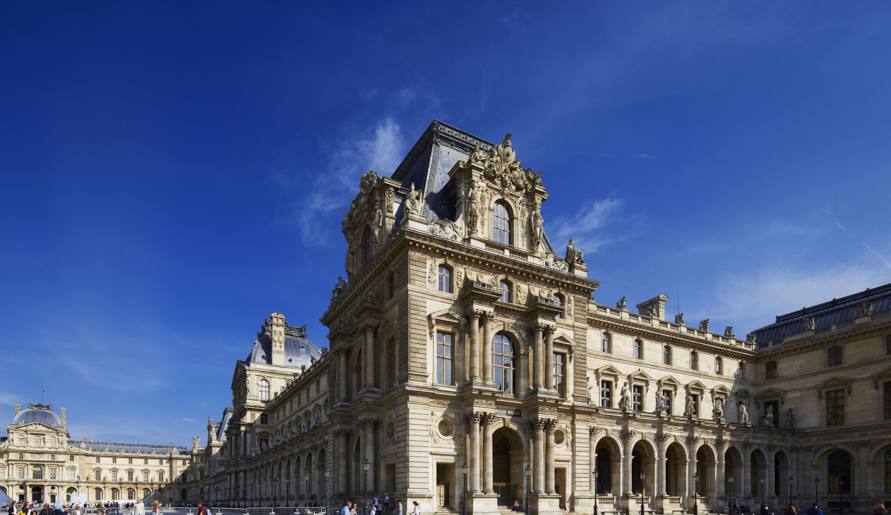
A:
[
  {"xmin": 258, "ymin": 378, "xmax": 270, "ymax": 402},
  {"xmin": 499, "ymin": 280, "xmax": 512, "ymax": 303},
  {"xmin": 492, "ymin": 201, "xmax": 512, "ymax": 245},
  {"xmin": 437, "ymin": 265, "xmax": 452, "ymax": 293}
]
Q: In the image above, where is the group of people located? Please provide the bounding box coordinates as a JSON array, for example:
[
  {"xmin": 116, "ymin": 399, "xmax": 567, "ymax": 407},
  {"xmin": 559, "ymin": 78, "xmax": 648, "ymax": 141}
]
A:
[
  {"xmin": 728, "ymin": 502, "xmax": 888, "ymax": 515},
  {"xmin": 6, "ymin": 503, "xmax": 84, "ymax": 515},
  {"xmin": 339, "ymin": 494, "xmax": 419, "ymax": 515}
]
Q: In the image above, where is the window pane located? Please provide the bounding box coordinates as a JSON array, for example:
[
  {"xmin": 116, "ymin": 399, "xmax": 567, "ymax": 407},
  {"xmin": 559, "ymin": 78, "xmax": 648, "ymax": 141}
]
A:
[
  {"xmin": 492, "ymin": 334, "xmax": 514, "ymax": 393},
  {"xmin": 438, "ymin": 266, "xmax": 452, "ymax": 293},
  {"xmin": 492, "ymin": 202, "xmax": 511, "ymax": 244}
]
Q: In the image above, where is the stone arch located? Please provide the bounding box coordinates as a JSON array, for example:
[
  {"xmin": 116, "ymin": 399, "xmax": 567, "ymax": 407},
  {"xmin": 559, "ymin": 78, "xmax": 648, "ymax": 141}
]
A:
[
  {"xmin": 665, "ymin": 441, "xmax": 688, "ymax": 496},
  {"xmin": 814, "ymin": 448, "xmax": 855, "ymax": 497},
  {"xmin": 772, "ymin": 450, "xmax": 791, "ymax": 498},
  {"xmin": 750, "ymin": 448, "xmax": 768, "ymax": 500},
  {"xmin": 695, "ymin": 444, "xmax": 717, "ymax": 498},
  {"xmin": 491, "ymin": 425, "xmax": 525, "ymax": 506},
  {"xmin": 632, "ymin": 438, "xmax": 657, "ymax": 495},
  {"xmin": 811, "ymin": 446, "xmax": 860, "ymax": 468},
  {"xmin": 592, "ymin": 433, "xmax": 623, "ymax": 494}
]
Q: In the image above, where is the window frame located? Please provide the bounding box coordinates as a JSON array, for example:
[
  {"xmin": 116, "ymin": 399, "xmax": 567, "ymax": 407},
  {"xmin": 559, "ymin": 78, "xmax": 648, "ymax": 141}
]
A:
[
  {"xmin": 825, "ymin": 388, "xmax": 846, "ymax": 426},
  {"xmin": 690, "ymin": 351, "xmax": 699, "ymax": 370},
  {"xmin": 600, "ymin": 380, "xmax": 613, "ymax": 408},
  {"xmin": 499, "ymin": 279, "xmax": 512, "ymax": 303},
  {"xmin": 492, "ymin": 201, "xmax": 513, "ymax": 245},
  {"xmin": 715, "ymin": 356, "xmax": 723, "ymax": 375},
  {"xmin": 632, "ymin": 338, "xmax": 644, "ymax": 360},
  {"xmin": 437, "ymin": 264, "xmax": 453, "ymax": 293},
  {"xmin": 553, "ymin": 352, "xmax": 566, "ymax": 397},
  {"xmin": 435, "ymin": 331, "xmax": 454, "ymax": 386},
  {"xmin": 632, "ymin": 384, "xmax": 644, "ymax": 412},
  {"xmin": 601, "ymin": 333, "xmax": 611, "ymax": 354},
  {"xmin": 492, "ymin": 333, "xmax": 515, "ymax": 394},
  {"xmin": 827, "ymin": 345, "xmax": 843, "ymax": 367},
  {"xmin": 663, "ymin": 345, "xmax": 672, "ymax": 365},
  {"xmin": 765, "ymin": 361, "xmax": 778, "ymax": 379},
  {"xmin": 258, "ymin": 378, "xmax": 271, "ymax": 402}
]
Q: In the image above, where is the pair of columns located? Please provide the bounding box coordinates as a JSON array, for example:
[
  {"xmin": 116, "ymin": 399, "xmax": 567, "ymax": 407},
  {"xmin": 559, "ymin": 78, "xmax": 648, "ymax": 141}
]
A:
[
  {"xmin": 467, "ymin": 414, "xmax": 557, "ymax": 496},
  {"xmin": 334, "ymin": 325, "xmax": 378, "ymax": 402},
  {"xmin": 468, "ymin": 311, "xmax": 493, "ymax": 383},
  {"xmin": 532, "ymin": 324, "xmax": 556, "ymax": 391}
]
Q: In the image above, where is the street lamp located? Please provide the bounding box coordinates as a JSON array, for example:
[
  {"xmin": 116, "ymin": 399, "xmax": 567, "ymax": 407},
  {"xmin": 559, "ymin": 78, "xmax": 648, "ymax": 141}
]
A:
[
  {"xmin": 524, "ymin": 465, "xmax": 531, "ymax": 515},
  {"xmin": 787, "ymin": 476, "xmax": 794, "ymax": 508},
  {"xmin": 272, "ymin": 478, "xmax": 278, "ymax": 515},
  {"xmin": 693, "ymin": 472, "xmax": 698, "ymax": 515},
  {"xmin": 592, "ymin": 467, "xmax": 599, "ymax": 515},
  {"xmin": 727, "ymin": 475, "xmax": 734, "ymax": 515},
  {"xmin": 759, "ymin": 478, "xmax": 765, "ymax": 509},
  {"xmin": 639, "ymin": 472, "xmax": 646, "ymax": 515},
  {"xmin": 461, "ymin": 462, "xmax": 468, "ymax": 515},
  {"xmin": 362, "ymin": 460, "xmax": 370, "ymax": 515},
  {"xmin": 813, "ymin": 477, "xmax": 819, "ymax": 505},
  {"xmin": 324, "ymin": 470, "xmax": 330, "ymax": 509},
  {"xmin": 304, "ymin": 472, "xmax": 310, "ymax": 507}
]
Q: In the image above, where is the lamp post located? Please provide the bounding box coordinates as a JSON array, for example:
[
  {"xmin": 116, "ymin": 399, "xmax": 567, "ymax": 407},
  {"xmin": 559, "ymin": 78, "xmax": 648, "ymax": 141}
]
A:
[
  {"xmin": 728, "ymin": 475, "xmax": 734, "ymax": 515},
  {"xmin": 272, "ymin": 478, "xmax": 278, "ymax": 515},
  {"xmin": 592, "ymin": 468, "xmax": 599, "ymax": 515},
  {"xmin": 786, "ymin": 474, "xmax": 795, "ymax": 506},
  {"xmin": 524, "ymin": 465, "xmax": 531, "ymax": 515},
  {"xmin": 461, "ymin": 462, "xmax": 468, "ymax": 515},
  {"xmin": 304, "ymin": 472, "xmax": 310, "ymax": 508},
  {"xmin": 693, "ymin": 472, "xmax": 698, "ymax": 515},
  {"xmin": 759, "ymin": 478, "xmax": 765, "ymax": 509},
  {"xmin": 639, "ymin": 472, "xmax": 646, "ymax": 515},
  {"xmin": 362, "ymin": 459, "xmax": 370, "ymax": 515},
  {"xmin": 813, "ymin": 477, "xmax": 819, "ymax": 505}
]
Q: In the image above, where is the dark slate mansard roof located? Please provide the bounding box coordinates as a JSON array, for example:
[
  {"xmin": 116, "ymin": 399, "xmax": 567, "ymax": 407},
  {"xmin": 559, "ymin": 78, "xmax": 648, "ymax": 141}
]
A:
[
  {"xmin": 752, "ymin": 281, "xmax": 891, "ymax": 348},
  {"xmin": 245, "ymin": 323, "xmax": 322, "ymax": 368}
]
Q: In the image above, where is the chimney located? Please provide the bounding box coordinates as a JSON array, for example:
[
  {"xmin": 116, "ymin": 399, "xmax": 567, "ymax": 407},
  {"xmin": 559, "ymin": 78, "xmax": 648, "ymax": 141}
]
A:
[
  {"xmin": 60, "ymin": 407, "xmax": 67, "ymax": 429},
  {"xmin": 266, "ymin": 312, "xmax": 287, "ymax": 367},
  {"xmin": 636, "ymin": 294, "xmax": 668, "ymax": 320}
]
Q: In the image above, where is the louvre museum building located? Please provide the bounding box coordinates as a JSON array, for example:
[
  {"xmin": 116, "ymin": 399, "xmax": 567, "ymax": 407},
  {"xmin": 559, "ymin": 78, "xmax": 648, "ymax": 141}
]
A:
[{"xmin": 164, "ymin": 122, "xmax": 891, "ymax": 514}]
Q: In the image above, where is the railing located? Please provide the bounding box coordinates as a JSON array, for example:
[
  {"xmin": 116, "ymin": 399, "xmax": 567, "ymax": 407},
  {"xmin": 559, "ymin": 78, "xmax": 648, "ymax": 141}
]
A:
[{"xmin": 157, "ymin": 507, "xmax": 334, "ymax": 515}]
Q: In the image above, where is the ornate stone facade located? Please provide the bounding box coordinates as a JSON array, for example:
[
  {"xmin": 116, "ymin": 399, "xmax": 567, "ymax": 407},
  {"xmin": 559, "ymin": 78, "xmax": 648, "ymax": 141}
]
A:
[
  {"xmin": 169, "ymin": 122, "xmax": 891, "ymax": 514},
  {"xmin": 0, "ymin": 404, "xmax": 191, "ymax": 504}
]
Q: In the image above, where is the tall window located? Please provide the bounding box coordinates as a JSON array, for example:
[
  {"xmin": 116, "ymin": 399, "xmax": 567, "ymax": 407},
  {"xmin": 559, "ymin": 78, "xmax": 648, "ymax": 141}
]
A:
[
  {"xmin": 143, "ymin": 469, "xmax": 150, "ymax": 481},
  {"xmin": 499, "ymin": 280, "xmax": 512, "ymax": 303},
  {"xmin": 259, "ymin": 378, "xmax": 270, "ymax": 401},
  {"xmin": 827, "ymin": 451, "xmax": 852, "ymax": 495},
  {"xmin": 690, "ymin": 351, "xmax": 699, "ymax": 370},
  {"xmin": 94, "ymin": 468, "xmax": 102, "ymax": 480},
  {"xmin": 49, "ymin": 467, "xmax": 57, "ymax": 480},
  {"xmin": 601, "ymin": 334, "xmax": 611, "ymax": 354},
  {"xmin": 715, "ymin": 357, "xmax": 723, "ymax": 375},
  {"xmin": 826, "ymin": 388, "xmax": 845, "ymax": 426},
  {"xmin": 600, "ymin": 380, "xmax": 613, "ymax": 408},
  {"xmin": 738, "ymin": 361, "xmax": 746, "ymax": 380},
  {"xmin": 111, "ymin": 469, "xmax": 119, "ymax": 481},
  {"xmin": 158, "ymin": 470, "xmax": 165, "ymax": 482},
  {"xmin": 827, "ymin": 346, "xmax": 843, "ymax": 367},
  {"xmin": 492, "ymin": 201, "xmax": 512, "ymax": 244},
  {"xmin": 885, "ymin": 449, "xmax": 891, "ymax": 493},
  {"xmin": 33, "ymin": 465, "xmax": 43, "ymax": 480},
  {"xmin": 437, "ymin": 265, "xmax": 452, "ymax": 293},
  {"xmin": 691, "ymin": 394, "xmax": 700, "ymax": 417},
  {"xmin": 127, "ymin": 469, "xmax": 134, "ymax": 481},
  {"xmin": 884, "ymin": 382, "xmax": 891, "ymax": 420},
  {"xmin": 553, "ymin": 353, "xmax": 565, "ymax": 397},
  {"xmin": 435, "ymin": 332, "xmax": 454, "ymax": 385},
  {"xmin": 632, "ymin": 385, "xmax": 644, "ymax": 412},
  {"xmin": 632, "ymin": 339, "xmax": 643, "ymax": 359},
  {"xmin": 663, "ymin": 345, "xmax": 672, "ymax": 365},
  {"xmin": 492, "ymin": 333, "xmax": 515, "ymax": 393},
  {"xmin": 765, "ymin": 361, "xmax": 777, "ymax": 379},
  {"xmin": 662, "ymin": 390, "xmax": 673, "ymax": 415},
  {"xmin": 67, "ymin": 467, "xmax": 76, "ymax": 481},
  {"xmin": 886, "ymin": 335, "xmax": 891, "ymax": 355}
]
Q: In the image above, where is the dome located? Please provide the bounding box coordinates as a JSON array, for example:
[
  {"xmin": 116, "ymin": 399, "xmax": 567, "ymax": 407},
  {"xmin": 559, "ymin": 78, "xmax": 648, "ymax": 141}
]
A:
[{"xmin": 12, "ymin": 404, "xmax": 63, "ymax": 428}]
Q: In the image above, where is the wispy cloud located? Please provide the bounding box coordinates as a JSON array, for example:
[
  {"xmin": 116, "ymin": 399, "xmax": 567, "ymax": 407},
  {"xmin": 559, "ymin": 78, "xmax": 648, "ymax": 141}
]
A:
[
  {"xmin": 286, "ymin": 118, "xmax": 406, "ymax": 245},
  {"xmin": 551, "ymin": 196, "xmax": 631, "ymax": 254},
  {"xmin": 0, "ymin": 392, "xmax": 19, "ymax": 406},
  {"xmin": 862, "ymin": 242, "xmax": 891, "ymax": 269},
  {"xmin": 181, "ymin": 417, "xmax": 196, "ymax": 423},
  {"xmin": 631, "ymin": 153, "xmax": 655, "ymax": 159}
]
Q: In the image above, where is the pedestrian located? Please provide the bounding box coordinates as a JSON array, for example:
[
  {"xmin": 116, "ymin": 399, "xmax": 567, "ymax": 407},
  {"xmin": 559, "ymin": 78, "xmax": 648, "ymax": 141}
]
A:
[
  {"xmin": 760, "ymin": 504, "xmax": 769, "ymax": 515},
  {"xmin": 197, "ymin": 502, "xmax": 207, "ymax": 515},
  {"xmin": 349, "ymin": 502, "xmax": 357, "ymax": 515},
  {"xmin": 340, "ymin": 501, "xmax": 350, "ymax": 515},
  {"xmin": 806, "ymin": 503, "xmax": 824, "ymax": 515},
  {"xmin": 396, "ymin": 500, "xmax": 402, "ymax": 515},
  {"xmin": 410, "ymin": 502, "xmax": 419, "ymax": 515},
  {"xmin": 873, "ymin": 503, "xmax": 886, "ymax": 515},
  {"xmin": 785, "ymin": 504, "xmax": 797, "ymax": 515},
  {"xmin": 151, "ymin": 501, "xmax": 160, "ymax": 515}
]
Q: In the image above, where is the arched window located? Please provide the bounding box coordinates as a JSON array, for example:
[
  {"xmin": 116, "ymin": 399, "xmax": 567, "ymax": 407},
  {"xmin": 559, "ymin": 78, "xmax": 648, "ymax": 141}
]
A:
[
  {"xmin": 492, "ymin": 333, "xmax": 515, "ymax": 393},
  {"xmin": 94, "ymin": 488, "xmax": 103, "ymax": 501},
  {"xmin": 690, "ymin": 351, "xmax": 699, "ymax": 370},
  {"xmin": 259, "ymin": 378, "xmax": 270, "ymax": 401},
  {"xmin": 438, "ymin": 265, "xmax": 452, "ymax": 293},
  {"xmin": 492, "ymin": 201, "xmax": 512, "ymax": 245},
  {"xmin": 663, "ymin": 345, "xmax": 672, "ymax": 365},
  {"xmin": 127, "ymin": 488, "xmax": 135, "ymax": 500},
  {"xmin": 111, "ymin": 488, "xmax": 120, "ymax": 501},
  {"xmin": 827, "ymin": 451, "xmax": 852, "ymax": 495},
  {"xmin": 260, "ymin": 413, "xmax": 268, "ymax": 425},
  {"xmin": 715, "ymin": 356, "xmax": 723, "ymax": 375},
  {"xmin": 499, "ymin": 280, "xmax": 512, "ymax": 303}
]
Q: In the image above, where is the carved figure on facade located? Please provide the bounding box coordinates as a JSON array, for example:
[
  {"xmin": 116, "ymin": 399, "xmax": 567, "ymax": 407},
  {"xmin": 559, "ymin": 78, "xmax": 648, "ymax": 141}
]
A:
[
  {"xmin": 564, "ymin": 238, "xmax": 584, "ymax": 265},
  {"xmin": 684, "ymin": 394, "xmax": 696, "ymax": 418},
  {"xmin": 404, "ymin": 183, "xmax": 422, "ymax": 217},
  {"xmin": 531, "ymin": 203, "xmax": 544, "ymax": 252},
  {"xmin": 465, "ymin": 185, "xmax": 479, "ymax": 234},
  {"xmin": 656, "ymin": 389, "xmax": 668, "ymax": 416},
  {"xmin": 617, "ymin": 296, "xmax": 628, "ymax": 311},
  {"xmin": 763, "ymin": 404, "xmax": 775, "ymax": 427},
  {"xmin": 586, "ymin": 375, "xmax": 594, "ymax": 405},
  {"xmin": 785, "ymin": 408, "xmax": 796, "ymax": 430},
  {"xmin": 699, "ymin": 319, "xmax": 710, "ymax": 332},
  {"xmin": 619, "ymin": 382, "xmax": 630, "ymax": 411},
  {"xmin": 805, "ymin": 316, "xmax": 816, "ymax": 331},
  {"xmin": 331, "ymin": 276, "xmax": 347, "ymax": 303},
  {"xmin": 724, "ymin": 326, "xmax": 734, "ymax": 337},
  {"xmin": 713, "ymin": 398, "xmax": 724, "ymax": 420},
  {"xmin": 738, "ymin": 402, "xmax": 750, "ymax": 425},
  {"xmin": 675, "ymin": 312, "xmax": 685, "ymax": 325},
  {"xmin": 858, "ymin": 301, "xmax": 873, "ymax": 317}
]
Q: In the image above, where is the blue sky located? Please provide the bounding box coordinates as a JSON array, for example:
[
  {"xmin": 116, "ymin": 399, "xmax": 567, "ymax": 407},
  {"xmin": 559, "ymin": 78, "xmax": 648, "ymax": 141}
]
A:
[{"xmin": 2, "ymin": 2, "xmax": 890, "ymax": 446}]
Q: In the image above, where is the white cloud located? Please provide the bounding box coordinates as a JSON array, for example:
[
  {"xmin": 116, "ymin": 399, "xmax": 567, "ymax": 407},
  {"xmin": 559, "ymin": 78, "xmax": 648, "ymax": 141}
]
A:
[
  {"xmin": 181, "ymin": 417, "xmax": 196, "ymax": 423},
  {"xmin": 0, "ymin": 392, "xmax": 19, "ymax": 406},
  {"xmin": 293, "ymin": 118, "xmax": 406, "ymax": 245},
  {"xmin": 551, "ymin": 196, "xmax": 629, "ymax": 254},
  {"xmin": 700, "ymin": 265, "xmax": 891, "ymax": 333}
]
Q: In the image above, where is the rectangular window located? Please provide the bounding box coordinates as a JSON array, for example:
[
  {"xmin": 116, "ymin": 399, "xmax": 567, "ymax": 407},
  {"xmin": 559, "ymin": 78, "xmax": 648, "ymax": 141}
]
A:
[
  {"xmin": 765, "ymin": 361, "xmax": 777, "ymax": 379},
  {"xmin": 886, "ymin": 335, "xmax": 891, "ymax": 355},
  {"xmin": 67, "ymin": 468, "xmax": 76, "ymax": 481},
  {"xmin": 600, "ymin": 380, "xmax": 613, "ymax": 408},
  {"xmin": 49, "ymin": 467, "xmax": 57, "ymax": 480},
  {"xmin": 884, "ymin": 382, "xmax": 891, "ymax": 420},
  {"xmin": 632, "ymin": 339, "xmax": 643, "ymax": 359},
  {"xmin": 691, "ymin": 394, "xmax": 700, "ymax": 417},
  {"xmin": 159, "ymin": 471, "xmax": 165, "ymax": 482},
  {"xmin": 435, "ymin": 332, "xmax": 453, "ymax": 385},
  {"xmin": 437, "ymin": 266, "xmax": 452, "ymax": 293},
  {"xmin": 601, "ymin": 334, "xmax": 611, "ymax": 353},
  {"xmin": 553, "ymin": 353, "xmax": 565, "ymax": 397},
  {"xmin": 826, "ymin": 388, "xmax": 846, "ymax": 426},
  {"xmin": 738, "ymin": 361, "xmax": 746, "ymax": 379},
  {"xmin": 828, "ymin": 346, "xmax": 843, "ymax": 367},
  {"xmin": 715, "ymin": 357, "xmax": 723, "ymax": 375},
  {"xmin": 663, "ymin": 346, "xmax": 672, "ymax": 365},
  {"xmin": 690, "ymin": 352, "xmax": 699, "ymax": 370},
  {"xmin": 17, "ymin": 467, "xmax": 24, "ymax": 479},
  {"xmin": 632, "ymin": 385, "xmax": 644, "ymax": 412},
  {"xmin": 662, "ymin": 390, "xmax": 673, "ymax": 415}
]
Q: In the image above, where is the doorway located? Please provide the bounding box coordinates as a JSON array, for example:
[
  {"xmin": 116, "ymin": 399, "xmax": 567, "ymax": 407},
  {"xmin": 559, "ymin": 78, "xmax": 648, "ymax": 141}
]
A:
[
  {"xmin": 436, "ymin": 463, "xmax": 453, "ymax": 509},
  {"xmin": 555, "ymin": 468, "xmax": 567, "ymax": 509}
]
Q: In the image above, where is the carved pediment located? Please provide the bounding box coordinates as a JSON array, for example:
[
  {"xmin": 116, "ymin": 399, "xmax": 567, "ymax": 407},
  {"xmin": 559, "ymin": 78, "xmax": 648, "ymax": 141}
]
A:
[
  {"xmin": 628, "ymin": 368, "xmax": 656, "ymax": 383},
  {"xmin": 467, "ymin": 134, "xmax": 543, "ymax": 195},
  {"xmin": 816, "ymin": 376, "xmax": 853, "ymax": 398},
  {"xmin": 872, "ymin": 366, "xmax": 891, "ymax": 389},
  {"xmin": 686, "ymin": 380, "xmax": 707, "ymax": 392},
  {"xmin": 657, "ymin": 375, "xmax": 681, "ymax": 388},
  {"xmin": 596, "ymin": 365, "xmax": 622, "ymax": 378},
  {"xmin": 755, "ymin": 388, "xmax": 786, "ymax": 404},
  {"xmin": 711, "ymin": 385, "xmax": 731, "ymax": 398}
]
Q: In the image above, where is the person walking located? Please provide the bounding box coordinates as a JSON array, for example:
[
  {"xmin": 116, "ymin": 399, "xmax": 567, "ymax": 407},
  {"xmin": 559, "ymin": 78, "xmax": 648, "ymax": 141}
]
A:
[
  {"xmin": 395, "ymin": 500, "xmax": 402, "ymax": 515},
  {"xmin": 760, "ymin": 504, "xmax": 770, "ymax": 515},
  {"xmin": 872, "ymin": 502, "xmax": 886, "ymax": 515},
  {"xmin": 785, "ymin": 504, "xmax": 797, "ymax": 515},
  {"xmin": 410, "ymin": 502, "xmax": 419, "ymax": 515},
  {"xmin": 806, "ymin": 503, "xmax": 824, "ymax": 515},
  {"xmin": 340, "ymin": 501, "xmax": 350, "ymax": 515}
]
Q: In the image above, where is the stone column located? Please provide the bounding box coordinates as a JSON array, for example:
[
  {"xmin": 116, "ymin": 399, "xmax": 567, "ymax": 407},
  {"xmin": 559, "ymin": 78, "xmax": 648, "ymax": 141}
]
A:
[
  {"xmin": 364, "ymin": 326, "xmax": 375, "ymax": 390},
  {"xmin": 716, "ymin": 453, "xmax": 726, "ymax": 501},
  {"xmin": 533, "ymin": 325, "xmax": 543, "ymax": 390},
  {"xmin": 483, "ymin": 415, "xmax": 494, "ymax": 494},
  {"xmin": 544, "ymin": 326, "xmax": 554, "ymax": 391},
  {"xmin": 656, "ymin": 440, "xmax": 666, "ymax": 497},
  {"xmin": 338, "ymin": 349, "xmax": 348, "ymax": 402},
  {"xmin": 545, "ymin": 421, "xmax": 556, "ymax": 494},
  {"xmin": 336, "ymin": 430, "xmax": 348, "ymax": 495},
  {"xmin": 364, "ymin": 420, "xmax": 376, "ymax": 492},
  {"xmin": 482, "ymin": 312, "xmax": 493, "ymax": 384},
  {"xmin": 470, "ymin": 414, "xmax": 481, "ymax": 493},
  {"xmin": 470, "ymin": 312, "xmax": 481, "ymax": 382},
  {"xmin": 534, "ymin": 419, "xmax": 546, "ymax": 494},
  {"xmin": 622, "ymin": 430, "xmax": 634, "ymax": 497},
  {"xmin": 766, "ymin": 451, "xmax": 775, "ymax": 501},
  {"xmin": 741, "ymin": 451, "xmax": 751, "ymax": 500}
]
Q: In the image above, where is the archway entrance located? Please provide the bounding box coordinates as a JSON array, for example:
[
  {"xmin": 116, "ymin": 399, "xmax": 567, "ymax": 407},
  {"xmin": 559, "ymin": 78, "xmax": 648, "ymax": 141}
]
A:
[
  {"xmin": 631, "ymin": 440, "xmax": 656, "ymax": 495},
  {"xmin": 695, "ymin": 446, "xmax": 716, "ymax": 499},
  {"xmin": 826, "ymin": 450, "xmax": 852, "ymax": 496},
  {"xmin": 724, "ymin": 447, "xmax": 742, "ymax": 503},
  {"xmin": 594, "ymin": 437, "xmax": 621, "ymax": 495},
  {"xmin": 31, "ymin": 486, "xmax": 44, "ymax": 503},
  {"xmin": 492, "ymin": 427, "xmax": 524, "ymax": 507},
  {"xmin": 774, "ymin": 452, "xmax": 790, "ymax": 500},
  {"xmin": 66, "ymin": 487, "xmax": 77, "ymax": 502},
  {"xmin": 665, "ymin": 443, "xmax": 687, "ymax": 496},
  {"xmin": 750, "ymin": 450, "xmax": 767, "ymax": 502}
]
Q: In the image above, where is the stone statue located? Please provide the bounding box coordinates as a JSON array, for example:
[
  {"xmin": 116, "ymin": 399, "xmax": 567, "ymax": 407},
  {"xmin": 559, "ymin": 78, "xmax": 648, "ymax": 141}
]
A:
[
  {"xmin": 405, "ymin": 183, "xmax": 421, "ymax": 216},
  {"xmin": 675, "ymin": 312, "xmax": 685, "ymax": 325},
  {"xmin": 192, "ymin": 436, "xmax": 201, "ymax": 449},
  {"xmin": 713, "ymin": 398, "xmax": 724, "ymax": 420},
  {"xmin": 684, "ymin": 395, "xmax": 696, "ymax": 417},
  {"xmin": 586, "ymin": 376, "xmax": 594, "ymax": 405},
  {"xmin": 565, "ymin": 239, "xmax": 584, "ymax": 265},
  {"xmin": 331, "ymin": 276, "xmax": 347, "ymax": 303},
  {"xmin": 619, "ymin": 382, "xmax": 630, "ymax": 411},
  {"xmin": 858, "ymin": 301, "xmax": 873, "ymax": 317},
  {"xmin": 531, "ymin": 204, "xmax": 544, "ymax": 251},
  {"xmin": 656, "ymin": 390, "xmax": 667, "ymax": 416},
  {"xmin": 466, "ymin": 186, "xmax": 479, "ymax": 233},
  {"xmin": 746, "ymin": 332, "xmax": 757, "ymax": 344},
  {"xmin": 739, "ymin": 402, "xmax": 750, "ymax": 425},
  {"xmin": 764, "ymin": 404, "xmax": 775, "ymax": 427},
  {"xmin": 616, "ymin": 296, "xmax": 628, "ymax": 311},
  {"xmin": 724, "ymin": 326, "xmax": 734, "ymax": 337},
  {"xmin": 785, "ymin": 408, "xmax": 796, "ymax": 430},
  {"xmin": 805, "ymin": 317, "xmax": 816, "ymax": 331},
  {"xmin": 699, "ymin": 319, "xmax": 710, "ymax": 332}
]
